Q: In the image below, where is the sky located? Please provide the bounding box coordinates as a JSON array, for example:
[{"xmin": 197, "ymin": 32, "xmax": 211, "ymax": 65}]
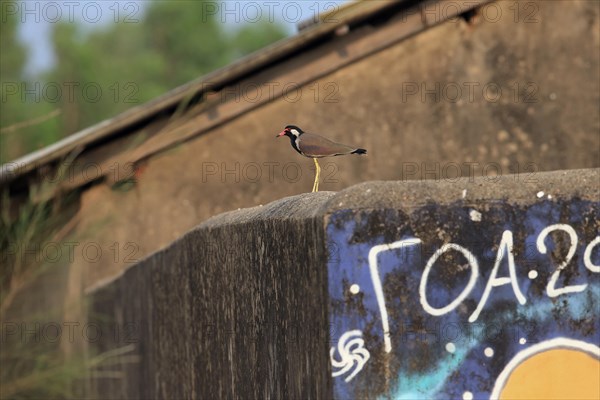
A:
[{"xmin": 13, "ymin": 0, "xmax": 351, "ymax": 76}]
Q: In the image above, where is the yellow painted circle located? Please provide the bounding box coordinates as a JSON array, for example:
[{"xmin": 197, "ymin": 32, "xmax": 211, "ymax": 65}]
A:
[{"xmin": 500, "ymin": 348, "xmax": 600, "ymax": 400}]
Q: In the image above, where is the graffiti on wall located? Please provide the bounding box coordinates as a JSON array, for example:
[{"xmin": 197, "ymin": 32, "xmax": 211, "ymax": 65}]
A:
[{"xmin": 327, "ymin": 200, "xmax": 599, "ymax": 399}]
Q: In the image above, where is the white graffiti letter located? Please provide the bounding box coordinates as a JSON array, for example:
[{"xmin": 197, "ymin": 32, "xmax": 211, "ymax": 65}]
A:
[
  {"xmin": 469, "ymin": 230, "xmax": 526, "ymax": 323},
  {"xmin": 537, "ymin": 224, "xmax": 586, "ymax": 297},
  {"xmin": 420, "ymin": 243, "xmax": 479, "ymax": 317},
  {"xmin": 583, "ymin": 236, "xmax": 600, "ymax": 273},
  {"xmin": 369, "ymin": 238, "xmax": 421, "ymax": 353},
  {"xmin": 330, "ymin": 330, "xmax": 370, "ymax": 382}
]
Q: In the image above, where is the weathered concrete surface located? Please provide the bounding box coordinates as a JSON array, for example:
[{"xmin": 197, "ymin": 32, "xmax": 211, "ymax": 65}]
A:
[
  {"xmin": 88, "ymin": 168, "xmax": 599, "ymax": 399},
  {"xmin": 88, "ymin": 193, "xmax": 335, "ymax": 399},
  {"xmin": 324, "ymin": 169, "xmax": 599, "ymax": 399},
  {"xmin": 90, "ymin": 170, "xmax": 600, "ymax": 399},
  {"xmin": 200, "ymin": 192, "xmax": 336, "ymax": 227},
  {"xmin": 327, "ymin": 168, "xmax": 600, "ymax": 210}
]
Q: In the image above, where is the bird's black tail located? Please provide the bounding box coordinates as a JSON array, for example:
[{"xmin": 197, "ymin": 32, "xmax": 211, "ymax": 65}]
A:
[{"xmin": 352, "ymin": 148, "xmax": 367, "ymax": 155}]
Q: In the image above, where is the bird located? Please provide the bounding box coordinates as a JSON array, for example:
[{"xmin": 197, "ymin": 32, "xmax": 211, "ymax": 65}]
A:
[{"xmin": 276, "ymin": 125, "xmax": 366, "ymax": 192}]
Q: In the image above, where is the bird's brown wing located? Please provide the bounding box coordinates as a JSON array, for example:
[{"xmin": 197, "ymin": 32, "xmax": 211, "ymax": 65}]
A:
[{"xmin": 297, "ymin": 133, "xmax": 356, "ymax": 157}]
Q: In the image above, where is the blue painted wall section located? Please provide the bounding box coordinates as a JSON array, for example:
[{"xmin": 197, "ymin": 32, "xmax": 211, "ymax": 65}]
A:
[{"xmin": 326, "ymin": 200, "xmax": 599, "ymax": 399}]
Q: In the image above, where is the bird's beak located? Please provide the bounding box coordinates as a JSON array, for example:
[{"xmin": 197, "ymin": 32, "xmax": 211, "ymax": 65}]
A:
[{"xmin": 276, "ymin": 130, "xmax": 286, "ymax": 138}]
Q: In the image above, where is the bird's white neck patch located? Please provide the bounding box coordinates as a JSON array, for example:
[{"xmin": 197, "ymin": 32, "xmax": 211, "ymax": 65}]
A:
[{"xmin": 290, "ymin": 129, "xmax": 300, "ymax": 137}]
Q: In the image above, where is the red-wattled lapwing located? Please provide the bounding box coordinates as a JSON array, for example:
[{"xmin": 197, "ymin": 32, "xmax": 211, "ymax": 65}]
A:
[{"xmin": 276, "ymin": 125, "xmax": 367, "ymax": 192}]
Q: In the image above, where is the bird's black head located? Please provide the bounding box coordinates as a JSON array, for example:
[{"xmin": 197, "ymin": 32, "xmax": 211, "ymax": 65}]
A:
[{"xmin": 276, "ymin": 125, "xmax": 304, "ymax": 139}]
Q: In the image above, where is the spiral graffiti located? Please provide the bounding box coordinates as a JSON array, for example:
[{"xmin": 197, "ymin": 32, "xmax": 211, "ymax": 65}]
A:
[{"xmin": 330, "ymin": 329, "xmax": 371, "ymax": 382}]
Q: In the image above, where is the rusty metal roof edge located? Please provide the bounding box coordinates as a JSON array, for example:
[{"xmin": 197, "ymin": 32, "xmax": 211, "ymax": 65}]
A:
[{"xmin": 0, "ymin": 0, "xmax": 410, "ymax": 184}]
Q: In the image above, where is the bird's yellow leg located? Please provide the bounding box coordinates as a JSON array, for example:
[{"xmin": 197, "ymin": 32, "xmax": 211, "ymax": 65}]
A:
[{"xmin": 312, "ymin": 158, "xmax": 321, "ymax": 192}]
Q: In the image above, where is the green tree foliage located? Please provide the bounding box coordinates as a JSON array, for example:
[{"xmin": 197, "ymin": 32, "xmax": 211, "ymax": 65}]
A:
[
  {"xmin": 0, "ymin": 7, "xmax": 26, "ymax": 81},
  {"xmin": 0, "ymin": 9, "xmax": 30, "ymax": 163},
  {"xmin": 143, "ymin": 1, "xmax": 233, "ymax": 87},
  {"xmin": 1, "ymin": 1, "xmax": 287, "ymax": 163},
  {"xmin": 231, "ymin": 22, "xmax": 288, "ymax": 59}
]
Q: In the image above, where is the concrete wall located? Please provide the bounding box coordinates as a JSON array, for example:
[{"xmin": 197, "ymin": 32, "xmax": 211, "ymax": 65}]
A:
[
  {"xmin": 88, "ymin": 194, "xmax": 333, "ymax": 399},
  {"xmin": 87, "ymin": 168, "xmax": 600, "ymax": 399}
]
